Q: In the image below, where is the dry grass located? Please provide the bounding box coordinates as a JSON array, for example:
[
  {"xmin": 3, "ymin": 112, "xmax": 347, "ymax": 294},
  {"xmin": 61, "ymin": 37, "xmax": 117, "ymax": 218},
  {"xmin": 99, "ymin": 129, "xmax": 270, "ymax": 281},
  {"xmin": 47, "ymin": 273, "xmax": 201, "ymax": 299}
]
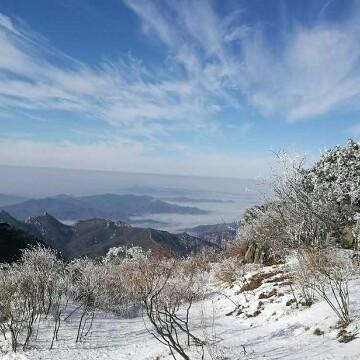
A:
[
  {"xmin": 226, "ymin": 240, "xmax": 249, "ymax": 259},
  {"xmin": 215, "ymin": 257, "xmax": 239, "ymax": 285}
]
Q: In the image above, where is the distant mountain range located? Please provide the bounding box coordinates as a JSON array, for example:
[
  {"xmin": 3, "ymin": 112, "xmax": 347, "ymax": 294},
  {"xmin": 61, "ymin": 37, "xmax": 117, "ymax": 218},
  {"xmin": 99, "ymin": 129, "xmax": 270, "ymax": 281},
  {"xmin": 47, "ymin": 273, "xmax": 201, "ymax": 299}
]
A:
[
  {"xmin": 0, "ymin": 193, "xmax": 208, "ymax": 221},
  {"xmin": 0, "ymin": 194, "xmax": 28, "ymax": 207},
  {"xmin": 0, "ymin": 211, "xmax": 215, "ymax": 260},
  {"xmin": 162, "ymin": 196, "xmax": 234, "ymax": 203}
]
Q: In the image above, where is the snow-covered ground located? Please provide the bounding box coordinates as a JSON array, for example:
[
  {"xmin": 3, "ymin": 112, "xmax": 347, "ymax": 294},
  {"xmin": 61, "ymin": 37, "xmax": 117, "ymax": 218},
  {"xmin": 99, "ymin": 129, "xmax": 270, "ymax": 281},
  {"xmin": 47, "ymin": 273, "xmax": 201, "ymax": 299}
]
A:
[{"xmin": 1, "ymin": 262, "xmax": 360, "ymax": 360}]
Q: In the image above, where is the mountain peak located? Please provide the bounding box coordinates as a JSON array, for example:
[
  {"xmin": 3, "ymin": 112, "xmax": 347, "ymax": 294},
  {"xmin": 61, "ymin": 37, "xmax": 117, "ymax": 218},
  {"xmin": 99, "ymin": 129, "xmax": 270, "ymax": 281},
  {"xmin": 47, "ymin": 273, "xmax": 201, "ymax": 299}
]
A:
[{"xmin": 25, "ymin": 211, "xmax": 61, "ymax": 225}]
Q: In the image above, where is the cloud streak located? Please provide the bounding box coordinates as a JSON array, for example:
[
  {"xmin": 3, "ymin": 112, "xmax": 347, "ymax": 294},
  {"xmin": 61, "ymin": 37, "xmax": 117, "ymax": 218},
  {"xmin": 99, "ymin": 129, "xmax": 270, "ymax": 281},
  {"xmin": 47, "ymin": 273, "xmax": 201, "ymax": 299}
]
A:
[
  {"xmin": 1, "ymin": 2, "xmax": 360, "ymax": 130},
  {"xmin": 1, "ymin": 1, "xmax": 360, "ymax": 176},
  {"xmin": 124, "ymin": 0, "xmax": 360, "ymax": 122},
  {"xmin": 0, "ymin": 8, "xmax": 234, "ymax": 139}
]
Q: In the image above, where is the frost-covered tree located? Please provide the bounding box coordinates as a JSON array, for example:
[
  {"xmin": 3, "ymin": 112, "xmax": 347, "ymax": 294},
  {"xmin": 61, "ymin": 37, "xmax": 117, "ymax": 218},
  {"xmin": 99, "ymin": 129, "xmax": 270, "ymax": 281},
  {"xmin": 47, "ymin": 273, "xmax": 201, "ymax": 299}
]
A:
[
  {"xmin": 271, "ymin": 142, "xmax": 360, "ymax": 248},
  {"xmin": 235, "ymin": 140, "xmax": 360, "ymax": 261},
  {"xmin": 303, "ymin": 139, "xmax": 360, "ymax": 211},
  {"xmin": 302, "ymin": 140, "xmax": 360, "ymax": 248}
]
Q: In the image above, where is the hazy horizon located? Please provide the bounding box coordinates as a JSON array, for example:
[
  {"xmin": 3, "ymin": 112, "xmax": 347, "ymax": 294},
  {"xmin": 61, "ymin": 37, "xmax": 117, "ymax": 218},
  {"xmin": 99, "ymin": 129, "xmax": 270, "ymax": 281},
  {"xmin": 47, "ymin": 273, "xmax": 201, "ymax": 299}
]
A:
[
  {"xmin": 0, "ymin": 165, "xmax": 266, "ymax": 231},
  {"xmin": 0, "ymin": 164, "xmax": 267, "ymax": 198}
]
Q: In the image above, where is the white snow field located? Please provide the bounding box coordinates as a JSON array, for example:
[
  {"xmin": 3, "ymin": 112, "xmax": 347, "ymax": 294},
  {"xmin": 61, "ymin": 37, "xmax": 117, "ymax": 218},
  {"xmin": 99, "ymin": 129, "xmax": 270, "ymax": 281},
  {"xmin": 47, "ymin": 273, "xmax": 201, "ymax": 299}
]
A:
[{"xmin": 1, "ymin": 262, "xmax": 360, "ymax": 360}]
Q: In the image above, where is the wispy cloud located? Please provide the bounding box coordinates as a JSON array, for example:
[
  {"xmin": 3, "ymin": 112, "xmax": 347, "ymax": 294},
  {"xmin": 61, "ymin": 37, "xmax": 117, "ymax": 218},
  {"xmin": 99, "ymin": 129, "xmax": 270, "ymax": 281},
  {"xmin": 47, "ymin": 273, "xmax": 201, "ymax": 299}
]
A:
[
  {"xmin": 243, "ymin": 20, "xmax": 360, "ymax": 121},
  {"xmin": 0, "ymin": 8, "xmax": 238, "ymax": 139},
  {"xmin": 1, "ymin": 2, "xmax": 360, "ymax": 131},
  {"xmin": 124, "ymin": 0, "xmax": 360, "ymax": 122},
  {"xmin": 1, "ymin": 1, "xmax": 360, "ymax": 176}
]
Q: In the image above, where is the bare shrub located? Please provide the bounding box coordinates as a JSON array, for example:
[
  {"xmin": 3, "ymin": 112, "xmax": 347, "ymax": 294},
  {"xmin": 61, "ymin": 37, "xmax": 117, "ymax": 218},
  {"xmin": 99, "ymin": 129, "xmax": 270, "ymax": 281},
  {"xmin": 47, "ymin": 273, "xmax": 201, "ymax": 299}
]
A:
[
  {"xmin": 133, "ymin": 258, "xmax": 205, "ymax": 360},
  {"xmin": 226, "ymin": 239, "xmax": 249, "ymax": 260},
  {"xmin": 297, "ymin": 247, "xmax": 355, "ymax": 326}
]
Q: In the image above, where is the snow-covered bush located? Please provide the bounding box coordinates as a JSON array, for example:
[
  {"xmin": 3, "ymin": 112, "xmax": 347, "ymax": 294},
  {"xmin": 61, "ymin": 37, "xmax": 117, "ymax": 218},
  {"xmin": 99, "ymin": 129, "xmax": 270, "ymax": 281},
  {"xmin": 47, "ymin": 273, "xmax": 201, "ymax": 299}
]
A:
[
  {"xmin": 106, "ymin": 249, "xmax": 209, "ymax": 359},
  {"xmin": 103, "ymin": 246, "xmax": 149, "ymax": 265},
  {"xmin": 0, "ymin": 264, "xmax": 26, "ymax": 351},
  {"xmin": 292, "ymin": 253, "xmax": 317, "ymax": 306},
  {"xmin": 351, "ymin": 215, "xmax": 360, "ymax": 251},
  {"xmin": 67, "ymin": 258, "xmax": 105, "ymax": 342},
  {"xmin": 99, "ymin": 247, "xmax": 153, "ymax": 316},
  {"xmin": 0, "ymin": 246, "xmax": 227, "ymax": 355},
  {"xmin": 20, "ymin": 246, "xmax": 64, "ymax": 317},
  {"xmin": 271, "ymin": 153, "xmax": 334, "ymax": 247},
  {"xmin": 0, "ymin": 246, "xmax": 65, "ymax": 351}
]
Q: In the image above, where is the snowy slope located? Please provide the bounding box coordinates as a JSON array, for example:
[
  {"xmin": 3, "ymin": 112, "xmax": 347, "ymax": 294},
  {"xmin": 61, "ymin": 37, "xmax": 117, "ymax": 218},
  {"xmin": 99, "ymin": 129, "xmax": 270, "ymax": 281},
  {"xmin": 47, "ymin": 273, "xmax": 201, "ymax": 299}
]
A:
[{"xmin": 1, "ymin": 262, "xmax": 360, "ymax": 360}]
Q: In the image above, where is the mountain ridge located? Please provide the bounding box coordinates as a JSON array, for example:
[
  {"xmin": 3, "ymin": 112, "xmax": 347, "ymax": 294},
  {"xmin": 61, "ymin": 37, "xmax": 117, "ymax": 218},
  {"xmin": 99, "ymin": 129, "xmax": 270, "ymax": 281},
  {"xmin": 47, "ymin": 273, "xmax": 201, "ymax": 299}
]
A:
[
  {"xmin": 0, "ymin": 211, "xmax": 215, "ymax": 259},
  {"xmin": 1, "ymin": 193, "xmax": 208, "ymax": 221}
]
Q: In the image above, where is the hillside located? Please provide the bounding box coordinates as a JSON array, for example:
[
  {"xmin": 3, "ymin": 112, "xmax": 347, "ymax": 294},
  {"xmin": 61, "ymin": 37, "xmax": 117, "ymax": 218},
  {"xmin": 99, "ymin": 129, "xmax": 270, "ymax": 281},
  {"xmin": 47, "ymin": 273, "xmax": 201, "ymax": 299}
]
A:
[
  {"xmin": 0, "ymin": 210, "xmax": 31, "ymax": 232},
  {"xmin": 1, "ymin": 194, "xmax": 208, "ymax": 220},
  {"xmin": 0, "ymin": 211, "xmax": 214, "ymax": 259},
  {"xmin": 25, "ymin": 212, "xmax": 74, "ymax": 252},
  {"xmin": 69, "ymin": 219, "xmax": 210, "ymax": 258},
  {"xmin": 0, "ymin": 223, "xmax": 44, "ymax": 263}
]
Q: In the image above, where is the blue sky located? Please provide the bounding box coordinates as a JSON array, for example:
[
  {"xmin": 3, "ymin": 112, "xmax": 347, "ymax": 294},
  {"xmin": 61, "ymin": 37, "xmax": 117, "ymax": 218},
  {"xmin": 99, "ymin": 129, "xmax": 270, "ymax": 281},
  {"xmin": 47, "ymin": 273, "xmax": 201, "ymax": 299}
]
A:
[{"xmin": 0, "ymin": 0, "xmax": 359, "ymax": 178}]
